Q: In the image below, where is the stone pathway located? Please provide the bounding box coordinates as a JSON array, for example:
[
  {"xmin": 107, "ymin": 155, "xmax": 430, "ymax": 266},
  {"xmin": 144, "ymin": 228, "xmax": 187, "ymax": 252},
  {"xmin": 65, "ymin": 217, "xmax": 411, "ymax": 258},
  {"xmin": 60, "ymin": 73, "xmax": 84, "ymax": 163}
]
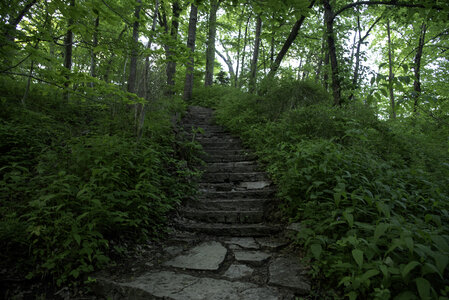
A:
[{"xmin": 93, "ymin": 106, "xmax": 309, "ymax": 299}]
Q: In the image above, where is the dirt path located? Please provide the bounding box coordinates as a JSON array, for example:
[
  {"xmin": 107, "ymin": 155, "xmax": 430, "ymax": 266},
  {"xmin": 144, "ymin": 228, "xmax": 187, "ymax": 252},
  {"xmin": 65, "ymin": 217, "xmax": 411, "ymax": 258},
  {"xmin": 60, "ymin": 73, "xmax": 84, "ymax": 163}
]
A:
[{"xmin": 93, "ymin": 106, "xmax": 310, "ymax": 299}]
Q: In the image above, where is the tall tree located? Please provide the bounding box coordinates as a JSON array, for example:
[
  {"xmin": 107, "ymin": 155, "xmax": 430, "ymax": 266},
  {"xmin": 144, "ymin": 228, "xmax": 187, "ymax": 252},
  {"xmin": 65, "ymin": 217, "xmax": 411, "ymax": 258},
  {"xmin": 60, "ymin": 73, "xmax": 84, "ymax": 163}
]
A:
[
  {"xmin": 63, "ymin": 0, "xmax": 75, "ymax": 102},
  {"xmin": 386, "ymin": 17, "xmax": 395, "ymax": 118},
  {"xmin": 183, "ymin": 2, "xmax": 198, "ymax": 101},
  {"xmin": 165, "ymin": 0, "xmax": 181, "ymax": 94},
  {"xmin": 127, "ymin": 0, "xmax": 141, "ymax": 94},
  {"xmin": 204, "ymin": 0, "xmax": 220, "ymax": 86},
  {"xmin": 413, "ymin": 21, "xmax": 427, "ymax": 113},
  {"xmin": 323, "ymin": 0, "xmax": 341, "ymax": 106},
  {"xmin": 249, "ymin": 15, "xmax": 262, "ymax": 93},
  {"xmin": 90, "ymin": 9, "xmax": 100, "ymax": 87}
]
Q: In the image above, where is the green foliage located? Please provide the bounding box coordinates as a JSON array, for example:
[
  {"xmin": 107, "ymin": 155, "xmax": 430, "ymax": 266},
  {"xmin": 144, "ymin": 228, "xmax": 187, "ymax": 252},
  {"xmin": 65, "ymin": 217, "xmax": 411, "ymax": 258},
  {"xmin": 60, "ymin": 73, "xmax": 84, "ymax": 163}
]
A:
[
  {"xmin": 0, "ymin": 82, "xmax": 199, "ymax": 286},
  {"xmin": 198, "ymin": 80, "xmax": 449, "ymax": 299}
]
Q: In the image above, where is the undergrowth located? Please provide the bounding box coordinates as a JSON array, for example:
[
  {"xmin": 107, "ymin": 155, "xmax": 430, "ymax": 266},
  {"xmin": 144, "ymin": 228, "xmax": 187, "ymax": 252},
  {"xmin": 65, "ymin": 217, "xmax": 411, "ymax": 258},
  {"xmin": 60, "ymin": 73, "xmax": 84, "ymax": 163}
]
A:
[
  {"xmin": 193, "ymin": 80, "xmax": 449, "ymax": 299},
  {"xmin": 0, "ymin": 78, "xmax": 200, "ymax": 288}
]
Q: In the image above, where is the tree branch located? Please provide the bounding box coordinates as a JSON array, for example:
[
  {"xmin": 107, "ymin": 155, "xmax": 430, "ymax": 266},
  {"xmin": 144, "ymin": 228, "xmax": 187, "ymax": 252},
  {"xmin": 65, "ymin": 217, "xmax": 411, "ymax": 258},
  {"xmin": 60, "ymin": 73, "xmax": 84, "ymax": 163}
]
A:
[{"xmin": 334, "ymin": 1, "xmax": 444, "ymax": 19}]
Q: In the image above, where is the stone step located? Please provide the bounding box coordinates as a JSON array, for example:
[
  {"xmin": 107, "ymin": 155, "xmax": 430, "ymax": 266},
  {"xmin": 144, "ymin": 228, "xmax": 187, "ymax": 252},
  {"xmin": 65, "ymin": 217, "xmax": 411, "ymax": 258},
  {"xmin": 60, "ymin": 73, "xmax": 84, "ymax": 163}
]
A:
[
  {"xmin": 200, "ymin": 181, "xmax": 272, "ymax": 191},
  {"xmin": 186, "ymin": 132, "xmax": 236, "ymax": 139},
  {"xmin": 182, "ymin": 124, "xmax": 227, "ymax": 133},
  {"xmin": 187, "ymin": 198, "xmax": 270, "ymax": 211},
  {"xmin": 205, "ymin": 162, "xmax": 260, "ymax": 173},
  {"xmin": 183, "ymin": 209, "xmax": 265, "ymax": 223},
  {"xmin": 201, "ymin": 141, "xmax": 242, "ymax": 150},
  {"xmin": 204, "ymin": 149, "xmax": 248, "ymax": 156},
  {"xmin": 199, "ymin": 189, "xmax": 276, "ymax": 200},
  {"xmin": 202, "ymin": 154, "xmax": 256, "ymax": 163},
  {"xmin": 201, "ymin": 172, "xmax": 268, "ymax": 183},
  {"xmin": 179, "ymin": 221, "xmax": 282, "ymax": 237}
]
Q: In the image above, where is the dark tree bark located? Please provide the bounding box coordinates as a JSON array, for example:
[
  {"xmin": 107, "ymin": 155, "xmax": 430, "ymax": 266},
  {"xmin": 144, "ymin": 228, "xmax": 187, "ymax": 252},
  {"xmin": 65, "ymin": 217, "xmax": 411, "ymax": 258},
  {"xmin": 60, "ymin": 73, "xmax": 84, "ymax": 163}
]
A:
[
  {"xmin": 323, "ymin": 0, "xmax": 341, "ymax": 106},
  {"xmin": 90, "ymin": 10, "xmax": 100, "ymax": 87},
  {"xmin": 127, "ymin": 0, "xmax": 141, "ymax": 94},
  {"xmin": 183, "ymin": 3, "xmax": 198, "ymax": 101},
  {"xmin": 165, "ymin": 1, "xmax": 181, "ymax": 94},
  {"xmin": 387, "ymin": 18, "xmax": 395, "ymax": 118},
  {"xmin": 144, "ymin": 0, "xmax": 159, "ymax": 99},
  {"xmin": 267, "ymin": 0, "xmax": 316, "ymax": 78},
  {"xmin": 234, "ymin": 8, "xmax": 246, "ymax": 88},
  {"xmin": 216, "ymin": 44, "xmax": 235, "ymax": 81},
  {"xmin": 249, "ymin": 15, "xmax": 262, "ymax": 93},
  {"xmin": 205, "ymin": 0, "xmax": 220, "ymax": 86},
  {"xmin": 63, "ymin": 0, "xmax": 75, "ymax": 102},
  {"xmin": 413, "ymin": 22, "xmax": 427, "ymax": 113}
]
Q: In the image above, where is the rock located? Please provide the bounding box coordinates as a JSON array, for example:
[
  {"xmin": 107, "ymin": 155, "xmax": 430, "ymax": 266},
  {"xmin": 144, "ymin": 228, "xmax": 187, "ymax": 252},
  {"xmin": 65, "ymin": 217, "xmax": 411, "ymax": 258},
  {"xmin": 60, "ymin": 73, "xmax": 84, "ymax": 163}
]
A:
[
  {"xmin": 256, "ymin": 237, "xmax": 289, "ymax": 250},
  {"xmin": 163, "ymin": 241, "xmax": 227, "ymax": 271},
  {"xmin": 223, "ymin": 264, "xmax": 254, "ymax": 279},
  {"xmin": 239, "ymin": 181, "xmax": 271, "ymax": 189},
  {"xmin": 268, "ymin": 256, "xmax": 310, "ymax": 294},
  {"xmin": 225, "ymin": 237, "xmax": 259, "ymax": 249},
  {"xmin": 118, "ymin": 271, "xmax": 282, "ymax": 300},
  {"xmin": 286, "ymin": 223, "xmax": 301, "ymax": 232},
  {"xmin": 234, "ymin": 250, "xmax": 271, "ymax": 265},
  {"xmin": 164, "ymin": 246, "xmax": 183, "ymax": 256}
]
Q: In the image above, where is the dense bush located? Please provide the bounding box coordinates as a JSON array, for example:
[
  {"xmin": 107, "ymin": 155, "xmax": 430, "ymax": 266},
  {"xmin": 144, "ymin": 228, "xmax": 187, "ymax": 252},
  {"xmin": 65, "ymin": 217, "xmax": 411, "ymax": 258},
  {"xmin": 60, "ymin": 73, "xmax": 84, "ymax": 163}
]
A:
[
  {"xmin": 194, "ymin": 82, "xmax": 449, "ymax": 299},
  {"xmin": 0, "ymin": 80, "xmax": 199, "ymax": 286}
]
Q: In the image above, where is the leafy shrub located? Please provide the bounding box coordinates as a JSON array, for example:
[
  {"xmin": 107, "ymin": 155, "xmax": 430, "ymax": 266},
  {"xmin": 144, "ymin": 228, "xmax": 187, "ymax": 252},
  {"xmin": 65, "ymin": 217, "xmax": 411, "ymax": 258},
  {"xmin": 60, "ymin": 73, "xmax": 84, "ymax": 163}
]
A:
[
  {"xmin": 0, "ymin": 83, "xmax": 199, "ymax": 286},
  {"xmin": 197, "ymin": 81, "xmax": 449, "ymax": 299}
]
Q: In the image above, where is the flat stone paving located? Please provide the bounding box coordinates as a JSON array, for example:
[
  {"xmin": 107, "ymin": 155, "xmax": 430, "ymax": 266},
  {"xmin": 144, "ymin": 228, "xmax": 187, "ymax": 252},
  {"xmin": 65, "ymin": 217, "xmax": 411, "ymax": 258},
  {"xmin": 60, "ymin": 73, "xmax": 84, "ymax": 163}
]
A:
[{"xmin": 93, "ymin": 106, "xmax": 310, "ymax": 299}]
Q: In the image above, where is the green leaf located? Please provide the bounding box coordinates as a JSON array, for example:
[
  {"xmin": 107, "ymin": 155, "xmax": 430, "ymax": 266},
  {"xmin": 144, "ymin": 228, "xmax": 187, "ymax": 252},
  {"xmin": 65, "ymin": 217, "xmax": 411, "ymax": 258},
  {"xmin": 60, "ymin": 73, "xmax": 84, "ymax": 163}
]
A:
[
  {"xmin": 347, "ymin": 291, "xmax": 357, "ymax": 300},
  {"xmin": 401, "ymin": 261, "xmax": 420, "ymax": 279},
  {"xmin": 380, "ymin": 88, "xmax": 388, "ymax": 97},
  {"xmin": 361, "ymin": 269, "xmax": 379, "ymax": 281},
  {"xmin": 352, "ymin": 249, "xmax": 364, "ymax": 268},
  {"xmin": 404, "ymin": 236, "xmax": 414, "ymax": 253},
  {"xmin": 73, "ymin": 233, "xmax": 81, "ymax": 245},
  {"xmin": 416, "ymin": 277, "xmax": 431, "ymax": 300},
  {"xmin": 433, "ymin": 253, "xmax": 449, "ymax": 275},
  {"xmin": 374, "ymin": 223, "xmax": 388, "ymax": 241},
  {"xmin": 310, "ymin": 243, "xmax": 322, "ymax": 259},
  {"xmin": 343, "ymin": 210, "xmax": 354, "ymax": 227}
]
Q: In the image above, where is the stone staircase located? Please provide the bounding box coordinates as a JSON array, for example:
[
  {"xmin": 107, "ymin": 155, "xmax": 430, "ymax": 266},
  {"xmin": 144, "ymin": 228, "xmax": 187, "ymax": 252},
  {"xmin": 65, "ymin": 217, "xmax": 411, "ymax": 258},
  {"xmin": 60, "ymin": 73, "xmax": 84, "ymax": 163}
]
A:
[
  {"xmin": 178, "ymin": 106, "xmax": 282, "ymax": 237},
  {"xmin": 92, "ymin": 106, "xmax": 310, "ymax": 300}
]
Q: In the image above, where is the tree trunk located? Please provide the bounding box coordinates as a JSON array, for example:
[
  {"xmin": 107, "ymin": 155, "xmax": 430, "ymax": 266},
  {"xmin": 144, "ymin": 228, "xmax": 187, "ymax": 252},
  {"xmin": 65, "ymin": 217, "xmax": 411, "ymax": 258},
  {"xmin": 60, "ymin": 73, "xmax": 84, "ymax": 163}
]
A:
[
  {"xmin": 183, "ymin": 3, "xmax": 198, "ymax": 101},
  {"xmin": 127, "ymin": 0, "xmax": 141, "ymax": 94},
  {"xmin": 413, "ymin": 22, "xmax": 427, "ymax": 114},
  {"xmin": 104, "ymin": 26, "xmax": 127, "ymax": 83},
  {"xmin": 235, "ymin": 9, "xmax": 245, "ymax": 88},
  {"xmin": 249, "ymin": 15, "xmax": 262, "ymax": 93},
  {"xmin": 239, "ymin": 13, "xmax": 252, "ymax": 88},
  {"xmin": 205, "ymin": 0, "xmax": 220, "ymax": 86},
  {"xmin": 315, "ymin": 35, "xmax": 325, "ymax": 81},
  {"xmin": 22, "ymin": 60, "xmax": 34, "ymax": 106},
  {"xmin": 144, "ymin": 0, "xmax": 159, "ymax": 99},
  {"xmin": 165, "ymin": 1, "xmax": 181, "ymax": 94},
  {"xmin": 349, "ymin": 15, "xmax": 382, "ymax": 101},
  {"xmin": 63, "ymin": 0, "xmax": 75, "ymax": 102},
  {"xmin": 90, "ymin": 10, "xmax": 100, "ymax": 88},
  {"xmin": 323, "ymin": 0, "xmax": 341, "ymax": 106},
  {"xmin": 267, "ymin": 0, "xmax": 316, "ymax": 78},
  {"xmin": 387, "ymin": 18, "xmax": 396, "ymax": 118}
]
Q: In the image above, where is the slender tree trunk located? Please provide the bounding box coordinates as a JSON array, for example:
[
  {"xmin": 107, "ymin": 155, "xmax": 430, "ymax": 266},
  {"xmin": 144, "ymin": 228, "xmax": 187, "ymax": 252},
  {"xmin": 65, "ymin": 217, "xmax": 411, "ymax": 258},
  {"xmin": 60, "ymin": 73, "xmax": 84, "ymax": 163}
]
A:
[
  {"xmin": 349, "ymin": 15, "xmax": 382, "ymax": 101},
  {"xmin": 324, "ymin": 0, "xmax": 341, "ymax": 106},
  {"xmin": 205, "ymin": 0, "xmax": 220, "ymax": 86},
  {"xmin": 127, "ymin": 0, "xmax": 141, "ymax": 94},
  {"xmin": 413, "ymin": 22, "xmax": 427, "ymax": 114},
  {"xmin": 387, "ymin": 18, "xmax": 395, "ymax": 118},
  {"xmin": 90, "ymin": 10, "xmax": 99, "ymax": 88},
  {"xmin": 239, "ymin": 13, "xmax": 252, "ymax": 88},
  {"xmin": 323, "ymin": 36, "xmax": 330, "ymax": 90},
  {"xmin": 165, "ymin": 1, "xmax": 181, "ymax": 94},
  {"xmin": 22, "ymin": 60, "xmax": 34, "ymax": 106},
  {"xmin": 235, "ymin": 9, "xmax": 245, "ymax": 88},
  {"xmin": 63, "ymin": 0, "xmax": 75, "ymax": 102},
  {"xmin": 216, "ymin": 48, "xmax": 235, "ymax": 81},
  {"xmin": 267, "ymin": 0, "xmax": 316, "ymax": 78},
  {"xmin": 183, "ymin": 3, "xmax": 198, "ymax": 101},
  {"xmin": 315, "ymin": 35, "xmax": 325, "ymax": 81},
  {"xmin": 249, "ymin": 15, "xmax": 262, "ymax": 93},
  {"xmin": 137, "ymin": 0, "xmax": 159, "ymax": 140}
]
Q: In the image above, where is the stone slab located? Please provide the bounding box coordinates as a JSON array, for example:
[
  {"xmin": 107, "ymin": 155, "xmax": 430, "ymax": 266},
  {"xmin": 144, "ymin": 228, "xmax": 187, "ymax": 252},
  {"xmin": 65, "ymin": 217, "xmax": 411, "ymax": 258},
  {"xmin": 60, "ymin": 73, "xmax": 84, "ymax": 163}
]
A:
[
  {"xmin": 223, "ymin": 264, "xmax": 254, "ymax": 279},
  {"xmin": 240, "ymin": 181, "xmax": 271, "ymax": 189},
  {"xmin": 120, "ymin": 271, "xmax": 281, "ymax": 300},
  {"xmin": 163, "ymin": 241, "xmax": 227, "ymax": 270},
  {"xmin": 256, "ymin": 237, "xmax": 289, "ymax": 250},
  {"xmin": 225, "ymin": 237, "xmax": 259, "ymax": 249},
  {"xmin": 234, "ymin": 250, "xmax": 271, "ymax": 265},
  {"xmin": 268, "ymin": 256, "xmax": 311, "ymax": 294}
]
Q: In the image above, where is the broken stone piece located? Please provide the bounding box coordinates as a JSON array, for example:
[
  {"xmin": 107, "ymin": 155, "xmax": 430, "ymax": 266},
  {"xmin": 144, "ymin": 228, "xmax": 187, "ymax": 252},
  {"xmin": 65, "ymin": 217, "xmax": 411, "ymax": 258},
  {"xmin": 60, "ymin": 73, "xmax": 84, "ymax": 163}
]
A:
[{"xmin": 163, "ymin": 241, "xmax": 227, "ymax": 270}]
